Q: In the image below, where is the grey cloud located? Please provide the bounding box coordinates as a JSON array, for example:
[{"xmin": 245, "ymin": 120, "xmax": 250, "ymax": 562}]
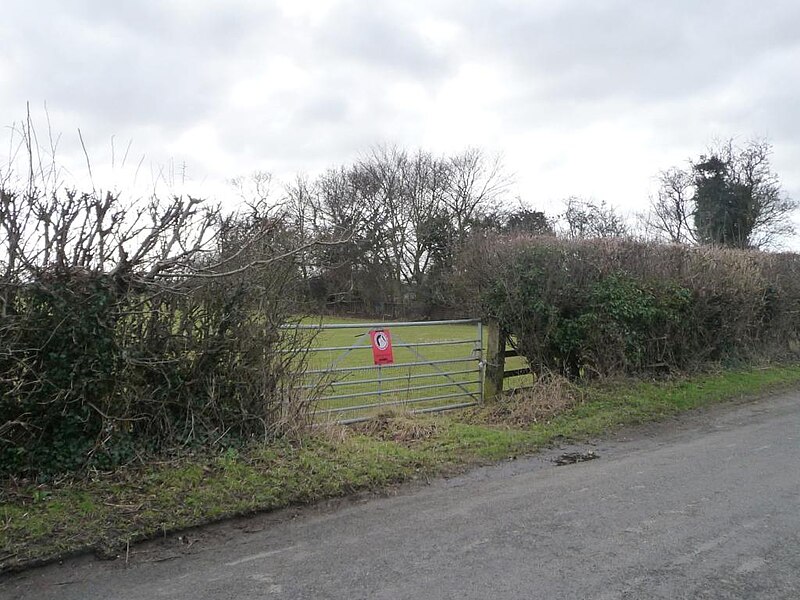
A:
[
  {"xmin": 1, "ymin": 0, "xmax": 799, "ymax": 217},
  {"xmin": 316, "ymin": 2, "xmax": 457, "ymax": 82},
  {"xmin": 1, "ymin": 0, "xmax": 275, "ymax": 132},
  {"xmin": 454, "ymin": 0, "xmax": 800, "ymax": 105},
  {"xmin": 212, "ymin": 87, "xmax": 412, "ymax": 169},
  {"xmin": 293, "ymin": 95, "xmax": 351, "ymax": 125}
]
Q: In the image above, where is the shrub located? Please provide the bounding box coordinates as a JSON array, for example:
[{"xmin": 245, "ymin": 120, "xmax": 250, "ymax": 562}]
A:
[
  {"xmin": 0, "ymin": 184, "xmax": 310, "ymax": 477},
  {"xmin": 456, "ymin": 235, "xmax": 800, "ymax": 378}
]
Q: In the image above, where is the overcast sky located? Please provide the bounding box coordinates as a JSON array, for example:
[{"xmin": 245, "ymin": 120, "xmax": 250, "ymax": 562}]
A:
[{"xmin": 2, "ymin": 0, "xmax": 799, "ymax": 230}]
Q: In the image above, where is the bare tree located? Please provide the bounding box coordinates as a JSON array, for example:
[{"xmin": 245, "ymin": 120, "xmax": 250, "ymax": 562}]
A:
[
  {"xmin": 302, "ymin": 164, "xmax": 391, "ymax": 310},
  {"xmin": 270, "ymin": 146, "xmax": 513, "ymax": 316},
  {"xmin": 400, "ymin": 150, "xmax": 453, "ymax": 288},
  {"xmin": 360, "ymin": 145, "xmax": 408, "ymax": 304},
  {"xmin": 560, "ymin": 197, "xmax": 628, "ymax": 239},
  {"xmin": 230, "ymin": 170, "xmax": 273, "ymax": 205},
  {"xmin": 645, "ymin": 167, "xmax": 696, "ymax": 244},
  {"xmin": 723, "ymin": 139, "xmax": 797, "ymax": 249},
  {"xmin": 284, "ymin": 173, "xmax": 318, "ymax": 286},
  {"xmin": 445, "ymin": 148, "xmax": 511, "ymax": 240}
]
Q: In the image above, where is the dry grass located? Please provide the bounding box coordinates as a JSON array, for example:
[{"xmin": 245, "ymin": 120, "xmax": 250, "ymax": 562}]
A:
[
  {"xmin": 475, "ymin": 373, "xmax": 584, "ymax": 427},
  {"xmin": 353, "ymin": 411, "xmax": 441, "ymax": 444},
  {"xmin": 310, "ymin": 421, "xmax": 353, "ymax": 445}
]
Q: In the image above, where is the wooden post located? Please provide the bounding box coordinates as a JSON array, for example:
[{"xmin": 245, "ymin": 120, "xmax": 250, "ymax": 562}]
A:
[{"xmin": 483, "ymin": 319, "xmax": 505, "ymax": 401}]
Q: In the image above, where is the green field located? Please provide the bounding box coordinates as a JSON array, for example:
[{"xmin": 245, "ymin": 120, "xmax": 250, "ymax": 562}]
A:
[{"xmin": 290, "ymin": 316, "xmax": 531, "ymax": 421}]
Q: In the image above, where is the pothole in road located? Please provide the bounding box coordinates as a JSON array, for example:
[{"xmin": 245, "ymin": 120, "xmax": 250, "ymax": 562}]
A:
[{"xmin": 553, "ymin": 450, "xmax": 599, "ymax": 466}]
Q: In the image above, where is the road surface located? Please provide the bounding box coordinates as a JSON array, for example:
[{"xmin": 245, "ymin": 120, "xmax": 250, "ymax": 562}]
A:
[{"xmin": 4, "ymin": 391, "xmax": 800, "ymax": 599}]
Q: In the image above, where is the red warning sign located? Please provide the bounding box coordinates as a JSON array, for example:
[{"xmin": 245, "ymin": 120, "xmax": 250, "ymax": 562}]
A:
[{"xmin": 370, "ymin": 329, "xmax": 394, "ymax": 365}]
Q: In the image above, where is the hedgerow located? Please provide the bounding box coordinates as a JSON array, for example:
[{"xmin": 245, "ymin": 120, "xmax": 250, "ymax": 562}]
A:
[
  {"xmin": 457, "ymin": 235, "xmax": 800, "ymax": 377},
  {"xmin": 0, "ymin": 185, "xmax": 310, "ymax": 477}
]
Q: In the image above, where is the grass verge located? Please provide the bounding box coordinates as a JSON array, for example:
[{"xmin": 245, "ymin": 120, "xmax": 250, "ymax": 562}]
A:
[{"xmin": 3, "ymin": 364, "xmax": 800, "ymax": 573}]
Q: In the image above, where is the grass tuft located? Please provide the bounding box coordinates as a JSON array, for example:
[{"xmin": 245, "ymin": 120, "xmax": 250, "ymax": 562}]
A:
[
  {"xmin": 469, "ymin": 372, "xmax": 583, "ymax": 427},
  {"xmin": 353, "ymin": 411, "xmax": 442, "ymax": 444}
]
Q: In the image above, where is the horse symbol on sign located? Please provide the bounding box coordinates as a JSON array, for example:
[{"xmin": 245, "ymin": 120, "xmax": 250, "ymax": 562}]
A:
[{"xmin": 370, "ymin": 329, "xmax": 394, "ymax": 365}]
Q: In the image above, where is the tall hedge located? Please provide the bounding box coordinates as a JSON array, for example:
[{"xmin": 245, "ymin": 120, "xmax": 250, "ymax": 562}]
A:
[
  {"xmin": 457, "ymin": 235, "xmax": 800, "ymax": 377},
  {"xmin": 0, "ymin": 188, "xmax": 309, "ymax": 478},
  {"xmin": 0, "ymin": 266, "xmax": 307, "ymax": 477}
]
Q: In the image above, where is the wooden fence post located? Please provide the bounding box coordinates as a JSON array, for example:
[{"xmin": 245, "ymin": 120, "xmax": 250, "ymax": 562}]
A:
[{"xmin": 483, "ymin": 319, "xmax": 505, "ymax": 401}]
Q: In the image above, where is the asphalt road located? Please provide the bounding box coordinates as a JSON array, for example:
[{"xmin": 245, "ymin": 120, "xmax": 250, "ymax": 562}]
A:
[{"xmin": 4, "ymin": 392, "xmax": 800, "ymax": 599}]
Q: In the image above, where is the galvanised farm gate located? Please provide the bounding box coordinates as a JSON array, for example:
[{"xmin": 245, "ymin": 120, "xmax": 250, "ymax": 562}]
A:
[{"xmin": 287, "ymin": 319, "xmax": 485, "ymax": 423}]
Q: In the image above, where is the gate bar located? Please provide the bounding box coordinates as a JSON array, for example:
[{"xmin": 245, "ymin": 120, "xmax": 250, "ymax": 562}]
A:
[
  {"xmin": 336, "ymin": 402, "xmax": 480, "ymax": 425},
  {"xmin": 284, "ymin": 319, "xmax": 479, "ymax": 330},
  {"xmin": 304, "ymin": 356, "xmax": 477, "ymax": 375},
  {"xmin": 297, "ymin": 368, "xmax": 479, "ymax": 389},
  {"xmin": 316, "ymin": 390, "xmax": 480, "ymax": 415},
  {"xmin": 319, "ymin": 379, "xmax": 480, "ymax": 402},
  {"xmin": 297, "ymin": 338, "xmax": 480, "ymax": 353}
]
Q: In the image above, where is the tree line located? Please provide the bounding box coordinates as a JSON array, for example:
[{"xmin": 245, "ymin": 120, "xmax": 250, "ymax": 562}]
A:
[
  {"xmin": 269, "ymin": 146, "xmax": 549, "ymax": 316},
  {"xmin": 245, "ymin": 138, "xmax": 795, "ymax": 317}
]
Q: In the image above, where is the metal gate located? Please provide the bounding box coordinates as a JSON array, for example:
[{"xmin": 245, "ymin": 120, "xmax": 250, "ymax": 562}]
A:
[{"xmin": 286, "ymin": 319, "xmax": 484, "ymax": 424}]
